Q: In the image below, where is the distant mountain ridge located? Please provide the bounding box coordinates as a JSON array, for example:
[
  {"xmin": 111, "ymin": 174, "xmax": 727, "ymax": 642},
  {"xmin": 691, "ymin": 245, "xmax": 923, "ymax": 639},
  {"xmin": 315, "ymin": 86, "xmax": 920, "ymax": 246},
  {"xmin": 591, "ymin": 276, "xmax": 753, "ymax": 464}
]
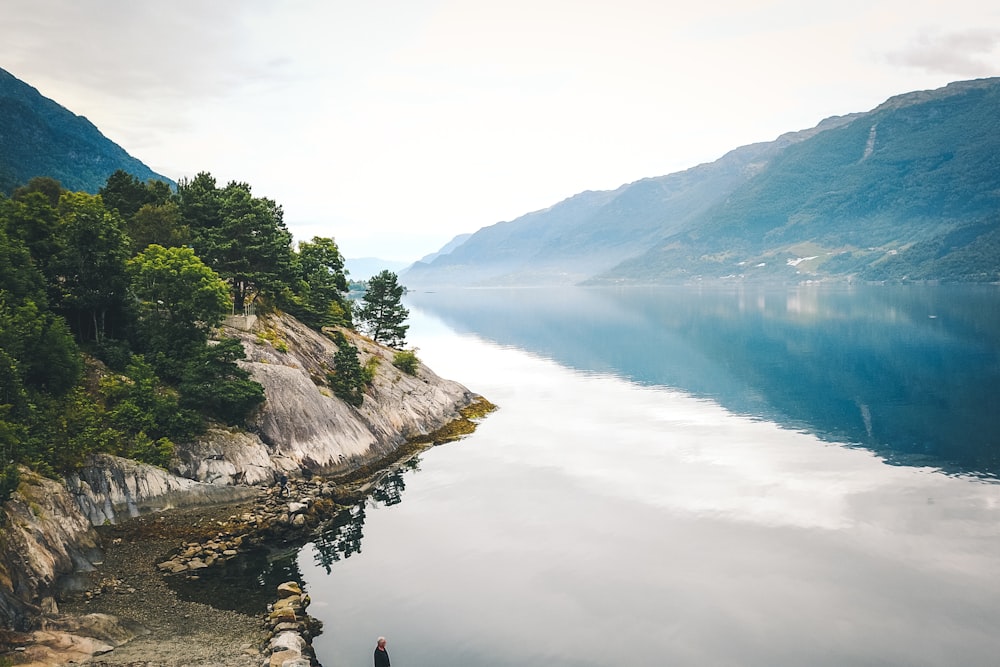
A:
[
  {"xmin": 404, "ymin": 77, "xmax": 1000, "ymax": 286},
  {"xmin": 417, "ymin": 232, "xmax": 472, "ymax": 264},
  {"xmin": 0, "ymin": 67, "xmax": 170, "ymax": 193}
]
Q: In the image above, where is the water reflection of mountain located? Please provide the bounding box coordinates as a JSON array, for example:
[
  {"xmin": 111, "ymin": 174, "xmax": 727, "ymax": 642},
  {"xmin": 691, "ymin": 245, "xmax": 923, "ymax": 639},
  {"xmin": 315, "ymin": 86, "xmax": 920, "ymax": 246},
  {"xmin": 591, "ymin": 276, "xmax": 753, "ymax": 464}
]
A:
[{"xmin": 407, "ymin": 285, "xmax": 1000, "ymax": 478}]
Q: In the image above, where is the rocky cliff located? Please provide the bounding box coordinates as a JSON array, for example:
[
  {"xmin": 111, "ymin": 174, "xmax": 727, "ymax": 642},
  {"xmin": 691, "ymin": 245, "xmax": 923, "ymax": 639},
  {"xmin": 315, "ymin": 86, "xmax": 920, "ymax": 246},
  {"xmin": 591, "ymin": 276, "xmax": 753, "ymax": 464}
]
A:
[
  {"xmin": 67, "ymin": 454, "xmax": 257, "ymax": 527},
  {"xmin": 0, "ymin": 310, "xmax": 480, "ymax": 639},
  {"xmin": 0, "ymin": 472, "xmax": 100, "ymax": 631},
  {"xmin": 220, "ymin": 312, "xmax": 477, "ymax": 474}
]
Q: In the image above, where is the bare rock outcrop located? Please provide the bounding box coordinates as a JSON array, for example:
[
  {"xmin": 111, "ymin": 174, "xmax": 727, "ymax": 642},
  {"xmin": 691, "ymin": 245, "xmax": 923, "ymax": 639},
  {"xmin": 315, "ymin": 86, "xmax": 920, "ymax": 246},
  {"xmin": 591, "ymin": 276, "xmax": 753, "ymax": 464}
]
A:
[
  {"xmin": 223, "ymin": 312, "xmax": 477, "ymax": 474},
  {"xmin": 64, "ymin": 311, "xmax": 480, "ymax": 528},
  {"xmin": 0, "ymin": 472, "xmax": 100, "ymax": 631},
  {"xmin": 67, "ymin": 453, "xmax": 257, "ymax": 526},
  {"xmin": 173, "ymin": 427, "xmax": 284, "ymax": 486}
]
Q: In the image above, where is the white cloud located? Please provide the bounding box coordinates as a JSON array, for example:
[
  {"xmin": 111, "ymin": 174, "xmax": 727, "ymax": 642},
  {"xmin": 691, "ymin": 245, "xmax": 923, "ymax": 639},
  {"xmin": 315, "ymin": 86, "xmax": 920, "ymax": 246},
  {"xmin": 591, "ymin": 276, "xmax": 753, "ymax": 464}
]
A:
[{"xmin": 886, "ymin": 29, "xmax": 1000, "ymax": 76}]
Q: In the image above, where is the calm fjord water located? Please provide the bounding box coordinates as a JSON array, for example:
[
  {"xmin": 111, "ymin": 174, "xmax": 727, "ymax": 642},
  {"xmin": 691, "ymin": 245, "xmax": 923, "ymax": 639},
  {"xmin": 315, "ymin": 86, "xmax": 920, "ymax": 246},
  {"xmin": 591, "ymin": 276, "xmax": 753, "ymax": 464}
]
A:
[{"xmin": 298, "ymin": 286, "xmax": 1000, "ymax": 666}]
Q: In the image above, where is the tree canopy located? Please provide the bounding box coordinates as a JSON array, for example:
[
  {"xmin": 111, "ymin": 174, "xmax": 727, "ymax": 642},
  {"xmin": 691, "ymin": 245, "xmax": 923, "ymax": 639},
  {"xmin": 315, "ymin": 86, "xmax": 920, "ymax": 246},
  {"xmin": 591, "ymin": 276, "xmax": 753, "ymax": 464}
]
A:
[
  {"xmin": 0, "ymin": 168, "xmax": 364, "ymax": 499},
  {"xmin": 127, "ymin": 244, "xmax": 231, "ymax": 354},
  {"xmin": 179, "ymin": 176, "xmax": 294, "ymax": 314},
  {"xmin": 288, "ymin": 236, "xmax": 352, "ymax": 329}
]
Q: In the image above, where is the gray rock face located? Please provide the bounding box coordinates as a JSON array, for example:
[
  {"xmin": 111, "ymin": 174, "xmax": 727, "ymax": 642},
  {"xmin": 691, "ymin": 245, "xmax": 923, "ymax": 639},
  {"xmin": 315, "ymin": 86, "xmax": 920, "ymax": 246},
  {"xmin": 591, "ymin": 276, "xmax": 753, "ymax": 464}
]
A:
[
  {"xmin": 173, "ymin": 427, "xmax": 280, "ymax": 486},
  {"xmin": 225, "ymin": 312, "xmax": 477, "ymax": 474},
  {"xmin": 66, "ymin": 454, "xmax": 256, "ymax": 526},
  {"xmin": 0, "ymin": 472, "xmax": 100, "ymax": 630}
]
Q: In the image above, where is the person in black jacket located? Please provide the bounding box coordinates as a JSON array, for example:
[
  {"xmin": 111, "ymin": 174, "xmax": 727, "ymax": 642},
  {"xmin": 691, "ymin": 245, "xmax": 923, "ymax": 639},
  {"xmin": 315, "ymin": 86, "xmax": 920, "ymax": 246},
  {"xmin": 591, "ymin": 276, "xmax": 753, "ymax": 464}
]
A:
[{"xmin": 374, "ymin": 636, "xmax": 390, "ymax": 667}]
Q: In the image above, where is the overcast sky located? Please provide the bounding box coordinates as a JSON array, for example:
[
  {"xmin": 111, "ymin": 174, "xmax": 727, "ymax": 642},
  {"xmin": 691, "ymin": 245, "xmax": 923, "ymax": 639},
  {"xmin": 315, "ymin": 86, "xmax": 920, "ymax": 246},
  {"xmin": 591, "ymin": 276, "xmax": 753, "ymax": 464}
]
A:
[{"xmin": 2, "ymin": 1, "xmax": 998, "ymax": 261}]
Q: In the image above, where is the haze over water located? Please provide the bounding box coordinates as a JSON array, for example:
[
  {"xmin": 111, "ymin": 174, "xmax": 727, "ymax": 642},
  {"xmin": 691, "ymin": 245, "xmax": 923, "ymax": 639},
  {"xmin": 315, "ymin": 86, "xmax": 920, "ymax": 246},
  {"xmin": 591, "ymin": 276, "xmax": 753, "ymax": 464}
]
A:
[{"xmin": 299, "ymin": 285, "xmax": 1000, "ymax": 667}]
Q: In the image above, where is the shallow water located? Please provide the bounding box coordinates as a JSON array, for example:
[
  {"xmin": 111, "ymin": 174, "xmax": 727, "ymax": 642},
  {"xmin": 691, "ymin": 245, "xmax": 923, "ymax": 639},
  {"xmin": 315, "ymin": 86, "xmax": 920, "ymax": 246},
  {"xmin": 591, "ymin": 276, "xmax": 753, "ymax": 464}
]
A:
[{"xmin": 295, "ymin": 285, "xmax": 1000, "ymax": 667}]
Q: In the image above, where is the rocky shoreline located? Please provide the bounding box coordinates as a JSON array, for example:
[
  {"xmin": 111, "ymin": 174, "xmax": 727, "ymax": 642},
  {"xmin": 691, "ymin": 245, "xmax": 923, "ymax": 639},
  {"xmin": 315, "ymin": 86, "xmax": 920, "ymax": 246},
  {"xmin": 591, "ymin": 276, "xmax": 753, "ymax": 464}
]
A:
[
  {"xmin": 263, "ymin": 581, "xmax": 321, "ymax": 667},
  {"xmin": 12, "ymin": 478, "xmax": 352, "ymax": 666},
  {"xmin": 1, "ymin": 395, "xmax": 496, "ymax": 666},
  {"xmin": 9, "ymin": 497, "xmax": 271, "ymax": 666},
  {"xmin": 1, "ymin": 304, "xmax": 496, "ymax": 665}
]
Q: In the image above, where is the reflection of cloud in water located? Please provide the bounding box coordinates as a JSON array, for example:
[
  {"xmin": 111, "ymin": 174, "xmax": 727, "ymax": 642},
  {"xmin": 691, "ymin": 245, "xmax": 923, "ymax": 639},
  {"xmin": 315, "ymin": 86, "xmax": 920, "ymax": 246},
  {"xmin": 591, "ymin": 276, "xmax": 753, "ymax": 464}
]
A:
[
  {"xmin": 302, "ymin": 303, "xmax": 1000, "ymax": 667},
  {"xmin": 416, "ymin": 321, "xmax": 1000, "ymax": 551}
]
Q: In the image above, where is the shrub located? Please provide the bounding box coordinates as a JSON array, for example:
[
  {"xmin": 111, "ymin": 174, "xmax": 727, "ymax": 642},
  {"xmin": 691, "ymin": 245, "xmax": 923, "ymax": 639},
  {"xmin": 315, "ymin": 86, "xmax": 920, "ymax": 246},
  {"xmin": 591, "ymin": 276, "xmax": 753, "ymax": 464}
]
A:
[
  {"xmin": 179, "ymin": 339, "xmax": 265, "ymax": 425},
  {"xmin": 126, "ymin": 432, "xmax": 175, "ymax": 469},
  {"xmin": 392, "ymin": 349, "xmax": 419, "ymax": 375},
  {"xmin": 362, "ymin": 356, "xmax": 380, "ymax": 384},
  {"xmin": 0, "ymin": 463, "xmax": 19, "ymax": 503}
]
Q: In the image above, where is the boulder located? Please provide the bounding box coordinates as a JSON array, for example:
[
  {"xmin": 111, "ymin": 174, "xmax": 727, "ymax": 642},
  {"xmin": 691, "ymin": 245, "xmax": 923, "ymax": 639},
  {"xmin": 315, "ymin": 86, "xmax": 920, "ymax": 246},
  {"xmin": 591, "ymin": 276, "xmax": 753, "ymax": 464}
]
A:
[
  {"xmin": 269, "ymin": 648, "xmax": 301, "ymax": 667},
  {"xmin": 276, "ymin": 581, "xmax": 302, "ymax": 598},
  {"xmin": 270, "ymin": 630, "xmax": 307, "ymax": 653}
]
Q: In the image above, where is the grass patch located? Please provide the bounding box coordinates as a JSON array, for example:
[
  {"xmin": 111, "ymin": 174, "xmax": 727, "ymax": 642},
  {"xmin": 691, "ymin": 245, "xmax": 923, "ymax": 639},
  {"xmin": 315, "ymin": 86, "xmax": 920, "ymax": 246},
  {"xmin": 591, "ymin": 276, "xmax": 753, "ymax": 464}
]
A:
[{"xmin": 407, "ymin": 396, "xmax": 498, "ymax": 446}]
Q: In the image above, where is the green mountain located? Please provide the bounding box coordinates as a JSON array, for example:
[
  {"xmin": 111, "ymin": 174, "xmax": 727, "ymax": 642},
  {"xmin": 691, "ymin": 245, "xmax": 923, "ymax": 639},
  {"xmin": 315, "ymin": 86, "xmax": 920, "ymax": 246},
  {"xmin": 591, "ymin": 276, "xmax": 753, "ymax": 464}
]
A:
[
  {"xmin": 404, "ymin": 78, "xmax": 1000, "ymax": 286},
  {"xmin": 0, "ymin": 67, "xmax": 170, "ymax": 194}
]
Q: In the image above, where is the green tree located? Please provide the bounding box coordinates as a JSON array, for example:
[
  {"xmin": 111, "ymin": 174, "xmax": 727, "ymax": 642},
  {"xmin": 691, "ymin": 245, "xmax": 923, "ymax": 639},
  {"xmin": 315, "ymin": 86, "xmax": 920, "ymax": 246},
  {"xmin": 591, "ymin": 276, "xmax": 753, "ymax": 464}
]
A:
[
  {"xmin": 127, "ymin": 244, "xmax": 230, "ymax": 354},
  {"xmin": 0, "ymin": 294, "xmax": 81, "ymax": 395},
  {"xmin": 0, "ymin": 206, "xmax": 49, "ymax": 303},
  {"xmin": 327, "ymin": 335, "xmax": 367, "ymax": 407},
  {"xmin": 12, "ymin": 176, "xmax": 63, "ymax": 207},
  {"xmin": 52, "ymin": 192, "xmax": 132, "ymax": 342},
  {"xmin": 289, "ymin": 236, "xmax": 351, "ymax": 328},
  {"xmin": 183, "ymin": 178, "xmax": 293, "ymax": 313},
  {"xmin": 99, "ymin": 170, "xmax": 155, "ymax": 221},
  {"xmin": 129, "ymin": 201, "xmax": 190, "ymax": 253},
  {"xmin": 177, "ymin": 172, "xmax": 222, "ymax": 240},
  {"xmin": 101, "ymin": 171, "xmax": 185, "ymax": 253},
  {"xmin": 356, "ymin": 270, "xmax": 409, "ymax": 348},
  {"xmin": 0, "ymin": 349, "xmax": 28, "ymax": 500},
  {"xmin": 41, "ymin": 387, "xmax": 118, "ymax": 473},
  {"xmin": 5, "ymin": 190, "xmax": 62, "ymax": 286},
  {"xmin": 101, "ymin": 356, "xmax": 199, "ymax": 465},
  {"xmin": 179, "ymin": 338, "xmax": 264, "ymax": 425}
]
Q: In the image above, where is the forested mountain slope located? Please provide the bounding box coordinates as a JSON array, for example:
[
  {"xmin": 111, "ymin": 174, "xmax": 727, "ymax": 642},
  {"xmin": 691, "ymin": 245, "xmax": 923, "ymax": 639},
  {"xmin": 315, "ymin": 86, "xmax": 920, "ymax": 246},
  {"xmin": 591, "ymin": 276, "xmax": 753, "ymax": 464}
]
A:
[
  {"xmin": 405, "ymin": 77, "xmax": 1000, "ymax": 286},
  {"xmin": 606, "ymin": 77, "xmax": 1000, "ymax": 283},
  {"xmin": 0, "ymin": 67, "xmax": 169, "ymax": 193},
  {"xmin": 403, "ymin": 115, "xmax": 858, "ymax": 286}
]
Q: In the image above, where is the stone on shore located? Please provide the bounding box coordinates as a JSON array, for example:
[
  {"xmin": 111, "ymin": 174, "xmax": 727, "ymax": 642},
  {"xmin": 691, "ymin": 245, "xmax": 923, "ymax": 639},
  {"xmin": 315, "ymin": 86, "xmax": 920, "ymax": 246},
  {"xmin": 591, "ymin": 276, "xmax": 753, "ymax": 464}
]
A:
[
  {"xmin": 262, "ymin": 582, "xmax": 320, "ymax": 667},
  {"xmin": 276, "ymin": 581, "xmax": 302, "ymax": 598}
]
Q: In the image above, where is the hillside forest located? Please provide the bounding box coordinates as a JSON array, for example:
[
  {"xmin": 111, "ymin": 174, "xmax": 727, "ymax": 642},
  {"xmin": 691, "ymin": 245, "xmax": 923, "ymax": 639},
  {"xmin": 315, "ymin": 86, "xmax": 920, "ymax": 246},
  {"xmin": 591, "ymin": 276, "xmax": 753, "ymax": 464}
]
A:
[{"xmin": 0, "ymin": 170, "xmax": 397, "ymax": 500}]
